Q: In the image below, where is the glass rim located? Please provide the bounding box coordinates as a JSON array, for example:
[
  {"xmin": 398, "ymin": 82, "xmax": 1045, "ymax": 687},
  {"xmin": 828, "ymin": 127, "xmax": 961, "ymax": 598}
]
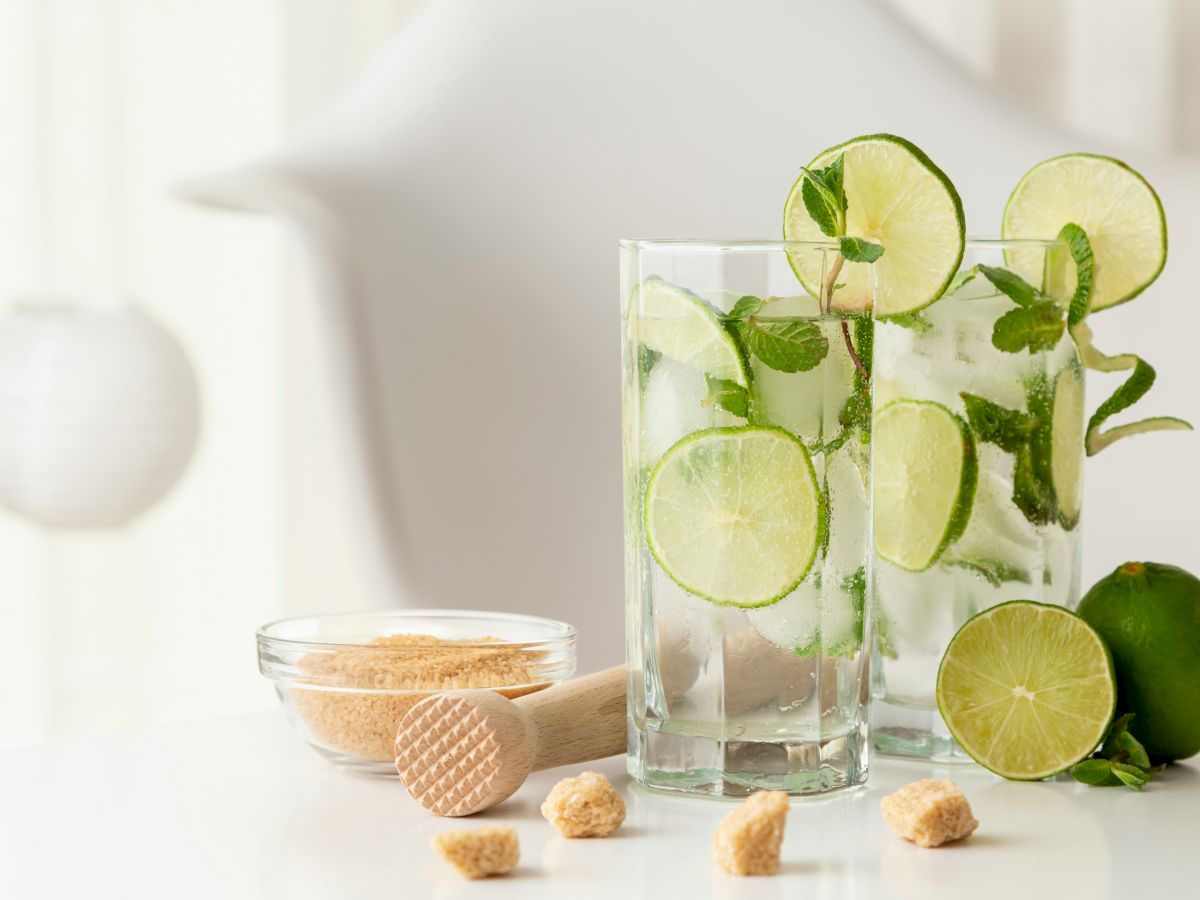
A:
[{"xmin": 619, "ymin": 236, "xmax": 1066, "ymax": 251}]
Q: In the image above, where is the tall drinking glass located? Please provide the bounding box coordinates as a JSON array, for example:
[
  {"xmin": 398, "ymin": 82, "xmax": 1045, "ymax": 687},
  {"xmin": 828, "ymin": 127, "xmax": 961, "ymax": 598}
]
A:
[
  {"xmin": 870, "ymin": 239, "xmax": 1085, "ymax": 761},
  {"xmin": 621, "ymin": 240, "xmax": 874, "ymax": 796}
]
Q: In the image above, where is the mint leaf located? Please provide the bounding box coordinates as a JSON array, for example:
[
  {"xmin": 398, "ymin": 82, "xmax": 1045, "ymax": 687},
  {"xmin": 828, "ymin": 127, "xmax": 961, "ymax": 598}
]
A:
[
  {"xmin": 1115, "ymin": 730, "xmax": 1153, "ymax": 770},
  {"xmin": 638, "ymin": 346, "xmax": 659, "ymax": 381},
  {"xmin": 703, "ymin": 376, "xmax": 749, "ymax": 418},
  {"xmin": 799, "ymin": 158, "xmax": 846, "ymax": 238},
  {"xmin": 1012, "ymin": 442, "xmax": 1058, "ymax": 526},
  {"xmin": 881, "ymin": 311, "xmax": 933, "ymax": 333},
  {"xmin": 726, "ymin": 295, "xmax": 767, "ymax": 321},
  {"xmin": 1059, "ymin": 223, "xmax": 1095, "ymax": 326},
  {"xmin": 992, "ymin": 301, "xmax": 1065, "ymax": 354},
  {"xmin": 839, "ymin": 236, "xmax": 884, "ymax": 263},
  {"xmin": 960, "ymin": 392, "xmax": 1036, "ymax": 452},
  {"xmin": 741, "ymin": 318, "xmax": 829, "ymax": 373},
  {"xmin": 943, "ymin": 556, "xmax": 1031, "ymax": 588},
  {"xmin": 978, "ymin": 264, "xmax": 1045, "ymax": 307},
  {"xmin": 1111, "ymin": 762, "xmax": 1150, "ymax": 790},
  {"xmin": 1071, "ymin": 758, "xmax": 1119, "ymax": 786}
]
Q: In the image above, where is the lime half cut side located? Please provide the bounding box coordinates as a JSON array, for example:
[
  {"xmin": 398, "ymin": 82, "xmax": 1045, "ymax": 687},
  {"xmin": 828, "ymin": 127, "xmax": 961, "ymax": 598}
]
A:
[
  {"xmin": 1050, "ymin": 364, "xmax": 1085, "ymax": 529},
  {"xmin": 1002, "ymin": 154, "xmax": 1167, "ymax": 312},
  {"xmin": 783, "ymin": 133, "xmax": 965, "ymax": 315},
  {"xmin": 937, "ymin": 601, "xmax": 1116, "ymax": 780},
  {"xmin": 644, "ymin": 426, "xmax": 822, "ymax": 608},
  {"xmin": 873, "ymin": 400, "xmax": 977, "ymax": 572},
  {"xmin": 631, "ymin": 277, "xmax": 747, "ymax": 384}
]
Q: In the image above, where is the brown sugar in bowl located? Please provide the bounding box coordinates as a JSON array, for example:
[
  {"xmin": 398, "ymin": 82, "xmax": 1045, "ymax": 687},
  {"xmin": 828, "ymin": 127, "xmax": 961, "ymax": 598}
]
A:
[{"xmin": 257, "ymin": 611, "xmax": 576, "ymax": 774}]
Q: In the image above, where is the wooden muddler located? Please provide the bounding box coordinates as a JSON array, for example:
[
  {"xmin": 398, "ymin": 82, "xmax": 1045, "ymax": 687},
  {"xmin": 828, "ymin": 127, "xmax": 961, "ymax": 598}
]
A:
[{"xmin": 394, "ymin": 664, "xmax": 626, "ymax": 817}]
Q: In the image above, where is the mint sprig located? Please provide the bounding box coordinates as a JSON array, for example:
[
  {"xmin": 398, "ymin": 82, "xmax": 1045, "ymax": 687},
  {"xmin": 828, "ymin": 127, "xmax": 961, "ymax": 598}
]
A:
[
  {"xmin": 1070, "ymin": 714, "xmax": 1162, "ymax": 791},
  {"xmin": 992, "ymin": 302, "xmax": 1066, "ymax": 353},
  {"xmin": 702, "ymin": 376, "xmax": 750, "ymax": 418},
  {"xmin": 799, "ymin": 158, "xmax": 846, "ymax": 238},
  {"xmin": 723, "ymin": 296, "xmax": 830, "ymax": 374},
  {"xmin": 960, "ymin": 384, "xmax": 1060, "ymax": 527},
  {"xmin": 797, "ymin": 154, "xmax": 884, "ymax": 318},
  {"xmin": 839, "ymin": 236, "xmax": 884, "ymax": 263}
]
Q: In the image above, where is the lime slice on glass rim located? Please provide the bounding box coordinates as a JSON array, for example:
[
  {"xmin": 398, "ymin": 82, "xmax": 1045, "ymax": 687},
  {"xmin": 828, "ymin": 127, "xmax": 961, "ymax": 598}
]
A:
[
  {"xmin": 644, "ymin": 426, "xmax": 822, "ymax": 608},
  {"xmin": 1002, "ymin": 153, "xmax": 1167, "ymax": 312},
  {"xmin": 937, "ymin": 600, "xmax": 1116, "ymax": 780},
  {"xmin": 783, "ymin": 133, "xmax": 965, "ymax": 315},
  {"xmin": 630, "ymin": 277, "xmax": 748, "ymax": 385},
  {"xmin": 873, "ymin": 399, "xmax": 977, "ymax": 572}
]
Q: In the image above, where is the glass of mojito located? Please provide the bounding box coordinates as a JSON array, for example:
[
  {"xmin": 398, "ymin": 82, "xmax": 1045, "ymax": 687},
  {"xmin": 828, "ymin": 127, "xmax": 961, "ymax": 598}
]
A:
[
  {"xmin": 869, "ymin": 239, "xmax": 1087, "ymax": 761},
  {"xmin": 620, "ymin": 240, "xmax": 874, "ymax": 796}
]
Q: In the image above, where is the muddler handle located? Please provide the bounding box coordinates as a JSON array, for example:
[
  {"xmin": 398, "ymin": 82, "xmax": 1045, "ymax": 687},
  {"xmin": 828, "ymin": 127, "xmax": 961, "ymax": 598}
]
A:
[{"xmin": 519, "ymin": 663, "xmax": 627, "ymax": 771}]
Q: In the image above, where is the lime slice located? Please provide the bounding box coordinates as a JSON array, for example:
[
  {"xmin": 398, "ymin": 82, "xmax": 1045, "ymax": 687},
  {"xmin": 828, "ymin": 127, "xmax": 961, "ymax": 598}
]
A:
[
  {"xmin": 631, "ymin": 277, "xmax": 747, "ymax": 384},
  {"xmin": 937, "ymin": 600, "xmax": 1116, "ymax": 780},
  {"xmin": 873, "ymin": 400, "xmax": 977, "ymax": 572},
  {"xmin": 1049, "ymin": 364, "xmax": 1085, "ymax": 529},
  {"xmin": 644, "ymin": 426, "xmax": 822, "ymax": 608},
  {"xmin": 1002, "ymin": 154, "xmax": 1167, "ymax": 312},
  {"xmin": 783, "ymin": 133, "xmax": 965, "ymax": 315}
]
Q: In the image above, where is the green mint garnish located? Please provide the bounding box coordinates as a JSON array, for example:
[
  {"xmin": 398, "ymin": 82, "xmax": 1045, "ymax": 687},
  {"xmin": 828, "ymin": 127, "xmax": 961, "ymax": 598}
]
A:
[
  {"xmin": 838, "ymin": 236, "xmax": 884, "ymax": 263},
  {"xmin": 702, "ymin": 376, "xmax": 749, "ymax": 418},
  {"xmin": 977, "ymin": 264, "xmax": 1045, "ymax": 307},
  {"xmin": 942, "ymin": 556, "xmax": 1031, "ymax": 588},
  {"xmin": 1070, "ymin": 758, "xmax": 1121, "ymax": 786},
  {"xmin": 740, "ymin": 317, "xmax": 829, "ymax": 373},
  {"xmin": 881, "ymin": 311, "xmax": 933, "ymax": 333},
  {"xmin": 725, "ymin": 295, "xmax": 767, "ymax": 320},
  {"xmin": 638, "ymin": 346, "xmax": 660, "ymax": 381},
  {"xmin": 992, "ymin": 301, "xmax": 1066, "ymax": 354},
  {"xmin": 960, "ymin": 384, "xmax": 1059, "ymax": 526},
  {"xmin": 960, "ymin": 392, "xmax": 1036, "ymax": 452},
  {"xmin": 1058, "ymin": 223, "xmax": 1095, "ymax": 325},
  {"xmin": 1071, "ymin": 714, "xmax": 1160, "ymax": 791},
  {"xmin": 799, "ymin": 157, "xmax": 846, "ymax": 238}
]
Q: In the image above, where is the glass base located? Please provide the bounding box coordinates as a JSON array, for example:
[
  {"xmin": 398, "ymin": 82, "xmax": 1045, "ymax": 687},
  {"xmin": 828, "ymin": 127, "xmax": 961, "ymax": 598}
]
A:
[
  {"xmin": 870, "ymin": 698, "xmax": 975, "ymax": 763},
  {"xmin": 628, "ymin": 723, "xmax": 868, "ymax": 797}
]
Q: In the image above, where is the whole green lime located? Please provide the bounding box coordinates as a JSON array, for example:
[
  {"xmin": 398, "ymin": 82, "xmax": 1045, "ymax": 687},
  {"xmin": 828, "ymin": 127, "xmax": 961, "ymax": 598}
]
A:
[{"xmin": 1077, "ymin": 562, "xmax": 1200, "ymax": 761}]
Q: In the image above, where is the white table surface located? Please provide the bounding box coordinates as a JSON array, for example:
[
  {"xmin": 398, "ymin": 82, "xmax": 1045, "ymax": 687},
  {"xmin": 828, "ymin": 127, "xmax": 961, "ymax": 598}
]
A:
[{"xmin": 2, "ymin": 712, "xmax": 1197, "ymax": 899}]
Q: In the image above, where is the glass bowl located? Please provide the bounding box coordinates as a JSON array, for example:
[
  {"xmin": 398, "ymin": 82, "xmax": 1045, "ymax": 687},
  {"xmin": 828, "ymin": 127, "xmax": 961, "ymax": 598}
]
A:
[{"xmin": 257, "ymin": 610, "xmax": 577, "ymax": 774}]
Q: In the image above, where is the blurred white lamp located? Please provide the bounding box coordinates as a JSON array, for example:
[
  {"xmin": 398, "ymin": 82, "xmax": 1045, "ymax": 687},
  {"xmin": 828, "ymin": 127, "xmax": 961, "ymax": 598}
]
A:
[{"xmin": 0, "ymin": 299, "xmax": 200, "ymax": 528}]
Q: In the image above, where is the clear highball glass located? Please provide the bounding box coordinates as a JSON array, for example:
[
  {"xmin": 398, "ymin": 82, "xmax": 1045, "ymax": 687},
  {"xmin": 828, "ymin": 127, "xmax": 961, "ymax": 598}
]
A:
[
  {"xmin": 621, "ymin": 240, "xmax": 874, "ymax": 797},
  {"xmin": 869, "ymin": 238, "xmax": 1085, "ymax": 761}
]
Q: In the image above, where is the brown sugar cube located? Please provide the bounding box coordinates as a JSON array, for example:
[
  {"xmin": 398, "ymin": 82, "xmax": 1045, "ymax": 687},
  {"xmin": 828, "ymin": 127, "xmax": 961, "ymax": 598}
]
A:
[
  {"xmin": 881, "ymin": 779, "xmax": 979, "ymax": 848},
  {"xmin": 541, "ymin": 771, "xmax": 627, "ymax": 838},
  {"xmin": 431, "ymin": 825, "xmax": 519, "ymax": 879},
  {"xmin": 712, "ymin": 790, "xmax": 789, "ymax": 876}
]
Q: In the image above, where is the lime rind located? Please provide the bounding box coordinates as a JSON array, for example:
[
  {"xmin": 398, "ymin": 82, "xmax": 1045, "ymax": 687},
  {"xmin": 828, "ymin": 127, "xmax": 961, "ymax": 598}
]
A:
[
  {"xmin": 630, "ymin": 276, "xmax": 750, "ymax": 386},
  {"xmin": 1002, "ymin": 153, "xmax": 1167, "ymax": 312},
  {"xmin": 873, "ymin": 399, "xmax": 977, "ymax": 572},
  {"xmin": 936, "ymin": 600, "xmax": 1116, "ymax": 780},
  {"xmin": 1049, "ymin": 363, "xmax": 1085, "ymax": 529},
  {"xmin": 644, "ymin": 426, "xmax": 824, "ymax": 609},
  {"xmin": 783, "ymin": 133, "xmax": 966, "ymax": 316}
]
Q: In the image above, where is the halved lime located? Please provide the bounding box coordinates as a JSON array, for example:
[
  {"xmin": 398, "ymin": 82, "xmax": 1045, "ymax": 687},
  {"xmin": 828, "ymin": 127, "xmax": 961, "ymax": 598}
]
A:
[
  {"xmin": 937, "ymin": 600, "xmax": 1116, "ymax": 780},
  {"xmin": 1002, "ymin": 154, "xmax": 1167, "ymax": 312},
  {"xmin": 644, "ymin": 426, "xmax": 822, "ymax": 608},
  {"xmin": 1050, "ymin": 365, "xmax": 1085, "ymax": 529},
  {"xmin": 873, "ymin": 400, "xmax": 976, "ymax": 572},
  {"xmin": 783, "ymin": 133, "xmax": 965, "ymax": 315},
  {"xmin": 630, "ymin": 277, "xmax": 747, "ymax": 384}
]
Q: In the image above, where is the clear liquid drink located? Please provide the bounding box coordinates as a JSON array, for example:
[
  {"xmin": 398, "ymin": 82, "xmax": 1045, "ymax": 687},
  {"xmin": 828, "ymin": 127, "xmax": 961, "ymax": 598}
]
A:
[
  {"xmin": 621, "ymin": 241, "xmax": 873, "ymax": 796},
  {"xmin": 870, "ymin": 239, "xmax": 1085, "ymax": 760}
]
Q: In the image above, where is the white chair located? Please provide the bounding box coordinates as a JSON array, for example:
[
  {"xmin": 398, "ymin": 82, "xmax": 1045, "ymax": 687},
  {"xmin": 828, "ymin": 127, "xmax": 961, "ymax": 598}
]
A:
[{"xmin": 180, "ymin": 0, "xmax": 1200, "ymax": 669}]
